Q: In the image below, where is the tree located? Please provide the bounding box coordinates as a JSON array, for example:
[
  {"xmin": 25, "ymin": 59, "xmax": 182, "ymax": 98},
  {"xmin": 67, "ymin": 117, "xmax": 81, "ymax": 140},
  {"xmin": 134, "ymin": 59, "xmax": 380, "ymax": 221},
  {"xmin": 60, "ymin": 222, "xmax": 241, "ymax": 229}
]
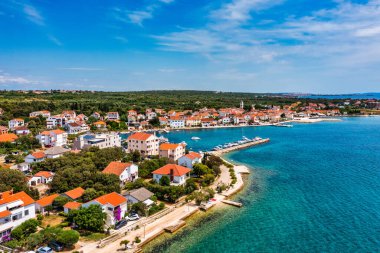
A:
[
  {"xmin": 159, "ymin": 176, "xmax": 170, "ymax": 186},
  {"xmin": 56, "ymin": 230, "xmax": 80, "ymax": 248},
  {"xmin": 11, "ymin": 219, "xmax": 39, "ymax": 240},
  {"xmin": 53, "ymin": 196, "xmax": 70, "ymax": 211},
  {"xmin": 0, "ymin": 168, "xmax": 39, "ymax": 199},
  {"xmin": 120, "ymin": 240, "xmax": 130, "ymax": 250},
  {"xmin": 192, "ymin": 164, "xmax": 210, "ymax": 177},
  {"xmin": 68, "ymin": 205, "xmax": 106, "ymax": 232},
  {"xmin": 184, "ymin": 178, "xmax": 198, "ymax": 194},
  {"xmin": 81, "ymin": 188, "xmax": 102, "ymax": 202},
  {"xmin": 25, "ymin": 232, "xmax": 44, "ymax": 250}
]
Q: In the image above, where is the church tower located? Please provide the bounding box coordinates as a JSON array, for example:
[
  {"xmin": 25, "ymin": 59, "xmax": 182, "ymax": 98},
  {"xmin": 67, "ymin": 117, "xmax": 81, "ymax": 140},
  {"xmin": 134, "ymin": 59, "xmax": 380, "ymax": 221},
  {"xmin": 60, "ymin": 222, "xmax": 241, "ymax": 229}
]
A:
[{"xmin": 240, "ymin": 100, "xmax": 244, "ymax": 109}]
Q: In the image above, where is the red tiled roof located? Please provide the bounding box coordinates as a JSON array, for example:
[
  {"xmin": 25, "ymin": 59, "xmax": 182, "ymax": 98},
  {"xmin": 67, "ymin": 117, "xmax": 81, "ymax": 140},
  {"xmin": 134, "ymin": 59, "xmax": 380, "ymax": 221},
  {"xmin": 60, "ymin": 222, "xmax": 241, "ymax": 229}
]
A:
[
  {"xmin": 0, "ymin": 191, "xmax": 35, "ymax": 206},
  {"xmin": 102, "ymin": 162, "xmax": 131, "ymax": 176},
  {"xmin": 31, "ymin": 151, "xmax": 45, "ymax": 159},
  {"xmin": 0, "ymin": 133, "xmax": 18, "ymax": 143},
  {"xmin": 64, "ymin": 187, "xmax": 85, "ymax": 200},
  {"xmin": 36, "ymin": 194, "xmax": 59, "ymax": 207},
  {"xmin": 34, "ymin": 171, "xmax": 53, "ymax": 178},
  {"xmin": 159, "ymin": 143, "xmax": 181, "ymax": 150},
  {"xmin": 152, "ymin": 164, "xmax": 191, "ymax": 177},
  {"xmin": 127, "ymin": 132, "xmax": 153, "ymax": 141},
  {"xmin": 0, "ymin": 210, "xmax": 11, "ymax": 218},
  {"xmin": 93, "ymin": 192, "xmax": 126, "ymax": 207},
  {"xmin": 185, "ymin": 152, "xmax": 202, "ymax": 160},
  {"xmin": 63, "ymin": 201, "xmax": 82, "ymax": 210}
]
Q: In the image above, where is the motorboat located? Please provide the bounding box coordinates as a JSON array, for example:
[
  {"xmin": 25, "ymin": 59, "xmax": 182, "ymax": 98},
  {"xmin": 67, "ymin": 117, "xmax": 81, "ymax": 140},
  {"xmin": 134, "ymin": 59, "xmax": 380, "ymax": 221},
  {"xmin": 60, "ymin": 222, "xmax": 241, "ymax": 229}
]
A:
[{"xmin": 191, "ymin": 136, "xmax": 201, "ymax": 140}]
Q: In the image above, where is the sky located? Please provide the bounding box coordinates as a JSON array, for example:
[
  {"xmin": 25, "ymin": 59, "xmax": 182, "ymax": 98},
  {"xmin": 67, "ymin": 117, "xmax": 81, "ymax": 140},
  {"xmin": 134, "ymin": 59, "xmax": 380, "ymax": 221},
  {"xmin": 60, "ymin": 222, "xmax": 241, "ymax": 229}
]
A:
[{"xmin": 1, "ymin": 0, "xmax": 380, "ymax": 93}]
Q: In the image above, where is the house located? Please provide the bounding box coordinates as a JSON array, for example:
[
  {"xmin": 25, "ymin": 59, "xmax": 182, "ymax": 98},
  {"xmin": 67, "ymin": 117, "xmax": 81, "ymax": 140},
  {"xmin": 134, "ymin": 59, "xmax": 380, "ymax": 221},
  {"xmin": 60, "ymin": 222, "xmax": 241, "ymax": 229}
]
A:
[
  {"xmin": 14, "ymin": 126, "xmax": 30, "ymax": 135},
  {"xmin": 146, "ymin": 111, "xmax": 157, "ymax": 120},
  {"xmin": 0, "ymin": 126, "xmax": 8, "ymax": 135},
  {"xmin": 185, "ymin": 117, "xmax": 201, "ymax": 127},
  {"xmin": 168, "ymin": 117, "xmax": 185, "ymax": 128},
  {"xmin": 152, "ymin": 164, "xmax": 191, "ymax": 186},
  {"xmin": 62, "ymin": 187, "xmax": 85, "ymax": 201},
  {"xmin": 36, "ymin": 130, "xmax": 68, "ymax": 147},
  {"xmin": 159, "ymin": 143, "xmax": 185, "ymax": 161},
  {"xmin": 73, "ymin": 133, "xmax": 121, "ymax": 150},
  {"xmin": 82, "ymin": 192, "xmax": 127, "ymax": 226},
  {"xmin": 35, "ymin": 194, "xmax": 59, "ymax": 213},
  {"xmin": 102, "ymin": 162, "xmax": 138, "ymax": 184},
  {"xmin": 107, "ymin": 112, "xmax": 119, "ymax": 121},
  {"xmin": 124, "ymin": 187, "xmax": 154, "ymax": 206},
  {"xmin": 46, "ymin": 115, "xmax": 65, "ymax": 129},
  {"xmin": 0, "ymin": 133, "xmax": 18, "ymax": 143},
  {"xmin": 0, "ymin": 190, "xmax": 36, "ymax": 242},
  {"xmin": 29, "ymin": 110, "xmax": 51, "ymax": 118},
  {"xmin": 159, "ymin": 117, "xmax": 168, "ymax": 126},
  {"xmin": 91, "ymin": 112, "xmax": 101, "ymax": 119},
  {"xmin": 8, "ymin": 118, "xmax": 24, "ymax": 130},
  {"xmin": 66, "ymin": 123, "xmax": 82, "ymax": 134},
  {"xmin": 178, "ymin": 152, "xmax": 203, "ymax": 169},
  {"xmin": 128, "ymin": 110, "xmax": 137, "ymax": 117},
  {"xmin": 63, "ymin": 202, "xmax": 82, "ymax": 214},
  {"xmin": 62, "ymin": 110, "xmax": 76, "ymax": 120},
  {"xmin": 44, "ymin": 146, "xmax": 70, "ymax": 159},
  {"xmin": 93, "ymin": 121, "xmax": 107, "ymax": 129},
  {"xmin": 127, "ymin": 132, "xmax": 159, "ymax": 156},
  {"xmin": 16, "ymin": 162, "xmax": 30, "ymax": 173},
  {"xmin": 25, "ymin": 151, "xmax": 46, "ymax": 163},
  {"xmin": 221, "ymin": 117, "xmax": 231, "ymax": 125},
  {"xmin": 201, "ymin": 118, "xmax": 217, "ymax": 127},
  {"xmin": 28, "ymin": 171, "xmax": 54, "ymax": 186}
]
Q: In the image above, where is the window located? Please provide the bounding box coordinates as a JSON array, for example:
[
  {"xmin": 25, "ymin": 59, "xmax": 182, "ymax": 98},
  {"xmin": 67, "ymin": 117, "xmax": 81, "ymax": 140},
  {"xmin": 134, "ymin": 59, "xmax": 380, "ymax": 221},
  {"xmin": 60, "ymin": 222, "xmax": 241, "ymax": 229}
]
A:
[
  {"xmin": 107, "ymin": 207, "xmax": 113, "ymax": 211},
  {"xmin": 25, "ymin": 209, "xmax": 29, "ymax": 216}
]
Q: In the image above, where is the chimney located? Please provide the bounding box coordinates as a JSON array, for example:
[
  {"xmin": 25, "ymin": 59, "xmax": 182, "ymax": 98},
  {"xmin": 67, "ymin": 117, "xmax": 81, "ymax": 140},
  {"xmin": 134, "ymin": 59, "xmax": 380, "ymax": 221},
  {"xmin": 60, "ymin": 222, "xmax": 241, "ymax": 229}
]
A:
[{"xmin": 170, "ymin": 169, "xmax": 174, "ymax": 176}]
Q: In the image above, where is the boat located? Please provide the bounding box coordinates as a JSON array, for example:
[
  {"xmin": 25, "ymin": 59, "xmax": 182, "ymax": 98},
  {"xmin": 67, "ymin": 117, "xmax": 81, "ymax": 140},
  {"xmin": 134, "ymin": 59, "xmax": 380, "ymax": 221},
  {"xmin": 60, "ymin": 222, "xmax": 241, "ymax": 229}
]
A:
[{"xmin": 191, "ymin": 136, "xmax": 201, "ymax": 140}]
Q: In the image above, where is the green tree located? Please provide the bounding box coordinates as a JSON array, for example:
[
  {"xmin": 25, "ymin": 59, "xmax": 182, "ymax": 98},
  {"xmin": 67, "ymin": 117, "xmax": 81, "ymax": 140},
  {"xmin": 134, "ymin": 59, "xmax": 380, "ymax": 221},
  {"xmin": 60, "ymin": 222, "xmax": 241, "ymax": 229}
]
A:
[
  {"xmin": 11, "ymin": 219, "xmax": 39, "ymax": 240},
  {"xmin": 68, "ymin": 205, "xmax": 106, "ymax": 232},
  {"xmin": 192, "ymin": 164, "xmax": 210, "ymax": 177},
  {"xmin": 53, "ymin": 196, "xmax": 70, "ymax": 211},
  {"xmin": 56, "ymin": 230, "xmax": 80, "ymax": 248},
  {"xmin": 159, "ymin": 176, "xmax": 170, "ymax": 186}
]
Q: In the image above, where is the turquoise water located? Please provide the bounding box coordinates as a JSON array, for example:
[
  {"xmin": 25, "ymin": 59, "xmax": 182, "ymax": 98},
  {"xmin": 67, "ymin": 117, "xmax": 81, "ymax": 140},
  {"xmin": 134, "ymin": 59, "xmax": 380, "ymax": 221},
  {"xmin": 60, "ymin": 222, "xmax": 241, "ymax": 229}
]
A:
[{"xmin": 145, "ymin": 117, "xmax": 380, "ymax": 252}]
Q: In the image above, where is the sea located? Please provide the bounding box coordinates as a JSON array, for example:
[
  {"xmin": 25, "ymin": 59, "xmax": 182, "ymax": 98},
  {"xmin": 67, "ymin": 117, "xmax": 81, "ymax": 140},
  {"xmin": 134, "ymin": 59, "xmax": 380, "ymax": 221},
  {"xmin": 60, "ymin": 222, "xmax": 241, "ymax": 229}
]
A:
[
  {"xmin": 141, "ymin": 117, "xmax": 380, "ymax": 253},
  {"xmin": 299, "ymin": 93, "xmax": 380, "ymax": 100}
]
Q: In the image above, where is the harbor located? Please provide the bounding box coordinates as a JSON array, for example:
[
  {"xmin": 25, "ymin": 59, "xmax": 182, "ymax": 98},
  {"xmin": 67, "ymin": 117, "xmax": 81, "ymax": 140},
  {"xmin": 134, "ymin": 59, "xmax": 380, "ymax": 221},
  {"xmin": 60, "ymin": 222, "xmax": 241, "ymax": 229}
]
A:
[{"xmin": 210, "ymin": 137, "xmax": 270, "ymax": 155}]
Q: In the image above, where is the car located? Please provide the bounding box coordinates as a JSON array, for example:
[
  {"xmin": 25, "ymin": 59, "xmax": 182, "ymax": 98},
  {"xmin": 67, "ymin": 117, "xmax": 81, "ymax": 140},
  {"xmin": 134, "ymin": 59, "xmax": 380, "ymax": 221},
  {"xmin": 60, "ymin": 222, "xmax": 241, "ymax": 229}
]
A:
[
  {"xmin": 127, "ymin": 213, "xmax": 140, "ymax": 221},
  {"xmin": 114, "ymin": 219, "xmax": 128, "ymax": 230},
  {"xmin": 37, "ymin": 247, "xmax": 53, "ymax": 253},
  {"xmin": 48, "ymin": 241, "xmax": 63, "ymax": 251}
]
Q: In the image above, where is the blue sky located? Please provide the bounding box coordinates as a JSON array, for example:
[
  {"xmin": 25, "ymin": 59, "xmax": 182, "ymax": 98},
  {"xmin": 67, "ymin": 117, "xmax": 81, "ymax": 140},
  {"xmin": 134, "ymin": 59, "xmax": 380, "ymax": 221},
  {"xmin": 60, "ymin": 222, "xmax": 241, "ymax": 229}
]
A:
[{"xmin": 1, "ymin": 0, "xmax": 380, "ymax": 93}]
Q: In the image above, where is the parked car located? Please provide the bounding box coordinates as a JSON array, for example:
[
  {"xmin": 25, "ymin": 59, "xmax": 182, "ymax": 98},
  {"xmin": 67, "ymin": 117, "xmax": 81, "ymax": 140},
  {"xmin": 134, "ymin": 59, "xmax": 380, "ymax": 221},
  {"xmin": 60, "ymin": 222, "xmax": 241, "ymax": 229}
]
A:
[
  {"xmin": 127, "ymin": 214, "xmax": 140, "ymax": 221},
  {"xmin": 48, "ymin": 241, "xmax": 63, "ymax": 251},
  {"xmin": 37, "ymin": 247, "xmax": 53, "ymax": 253},
  {"xmin": 114, "ymin": 219, "xmax": 128, "ymax": 230}
]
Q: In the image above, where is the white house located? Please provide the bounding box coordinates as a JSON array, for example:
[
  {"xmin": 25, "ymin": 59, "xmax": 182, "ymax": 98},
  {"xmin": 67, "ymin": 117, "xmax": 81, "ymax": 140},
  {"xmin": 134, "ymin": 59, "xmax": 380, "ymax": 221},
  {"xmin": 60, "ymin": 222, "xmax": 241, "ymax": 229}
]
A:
[
  {"xmin": 14, "ymin": 126, "xmax": 30, "ymax": 135},
  {"xmin": 36, "ymin": 130, "xmax": 68, "ymax": 147},
  {"xmin": 146, "ymin": 111, "xmax": 157, "ymax": 120},
  {"xmin": 107, "ymin": 112, "xmax": 119, "ymax": 121},
  {"xmin": 46, "ymin": 115, "xmax": 65, "ymax": 129},
  {"xmin": 102, "ymin": 161, "xmax": 138, "ymax": 185},
  {"xmin": 29, "ymin": 110, "xmax": 51, "ymax": 118},
  {"xmin": 8, "ymin": 118, "xmax": 24, "ymax": 130},
  {"xmin": 25, "ymin": 151, "xmax": 46, "ymax": 163},
  {"xmin": 0, "ymin": 190, "xmax": 36, "ymax": 242},
  {"xmin": 82, "ymin": 192, "xmax": 127, "ymax": 226},
  {"xmin": 169, "ymin": 117, "xmax": 185, "ymax": 128},
  {"xmin": 73, "ymin": 133, "xmax": 121, "ymax": 150},
  {"xmin": 44, "ymin": 146, "xmax": 70, "ymax": 159},
  {"xmin": 124, "ymin": 187, "xmax": 154, "ymax": 206},
  {"xmin": 152, "ymin": 164, "xmax": 191, "ymax": 186},
  {"xmin": 178, "ymin": 152, "xmax": 203, "ymax": 169},
  {"xmin": 66, "ymin": 123, "xmax": 82, "ymax": 134},
  {"xmin": 16, "ymin": 162, "xmax": 30, "ymax": 173},
  {"xmin": 28, "ymin": 171, "xmax": 54, "ymax": 186},
  {"xmin": 127, "ymin": 132, "xmax": 159, "ymax": 156},
  {"xmin": 159, "ymin": 143, "xmax": 185, "ymax": 161}
]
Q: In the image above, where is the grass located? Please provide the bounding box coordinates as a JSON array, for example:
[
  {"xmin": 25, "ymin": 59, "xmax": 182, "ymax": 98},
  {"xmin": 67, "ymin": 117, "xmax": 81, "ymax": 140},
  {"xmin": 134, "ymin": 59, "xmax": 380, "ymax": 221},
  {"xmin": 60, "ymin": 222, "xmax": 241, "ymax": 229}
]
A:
[
  {"xmin": 41, "ymin": 214, "xmax": 65, "ymax": 227},
  {"xmin": 80, "ymin": 232, "xmax": 107, "ymax": 241}
]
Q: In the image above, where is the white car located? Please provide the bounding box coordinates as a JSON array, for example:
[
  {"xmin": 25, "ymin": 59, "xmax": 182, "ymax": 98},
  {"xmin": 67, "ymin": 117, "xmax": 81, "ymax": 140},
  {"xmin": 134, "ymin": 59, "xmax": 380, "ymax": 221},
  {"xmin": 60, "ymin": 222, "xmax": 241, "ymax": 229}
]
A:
[{"xmin": 127, "ymin": 214, "xmax": 140, "ymax": 221}]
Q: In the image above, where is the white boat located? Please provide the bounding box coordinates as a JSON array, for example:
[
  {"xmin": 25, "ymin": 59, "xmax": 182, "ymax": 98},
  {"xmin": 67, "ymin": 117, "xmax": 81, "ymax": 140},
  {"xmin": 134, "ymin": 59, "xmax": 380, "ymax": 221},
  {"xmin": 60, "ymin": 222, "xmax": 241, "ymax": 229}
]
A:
[{"xmin": 191, "ymin": 137, "xmax": 201, "ymax": 140}]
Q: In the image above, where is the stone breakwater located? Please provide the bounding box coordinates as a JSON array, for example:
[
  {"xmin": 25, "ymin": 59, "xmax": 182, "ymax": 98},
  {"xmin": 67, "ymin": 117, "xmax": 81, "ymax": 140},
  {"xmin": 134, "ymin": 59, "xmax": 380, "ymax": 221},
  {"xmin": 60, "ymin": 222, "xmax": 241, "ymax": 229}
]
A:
[{"xmin": 210, "ymin": 138, "xmax": 270, "ymax": 156}]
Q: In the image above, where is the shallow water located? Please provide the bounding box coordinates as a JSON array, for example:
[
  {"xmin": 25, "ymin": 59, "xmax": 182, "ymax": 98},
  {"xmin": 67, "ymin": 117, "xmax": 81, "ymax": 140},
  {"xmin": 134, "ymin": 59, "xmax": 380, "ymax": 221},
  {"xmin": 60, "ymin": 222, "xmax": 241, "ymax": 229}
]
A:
[{"xmin": 144, "ymin": 117, "xmax": 380, "ymax": 253}]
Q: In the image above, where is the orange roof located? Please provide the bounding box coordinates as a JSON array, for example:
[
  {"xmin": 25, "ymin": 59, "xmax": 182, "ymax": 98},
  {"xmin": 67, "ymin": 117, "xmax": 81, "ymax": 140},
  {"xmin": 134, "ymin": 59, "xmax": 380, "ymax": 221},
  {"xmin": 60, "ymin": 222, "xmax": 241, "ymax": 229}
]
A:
[
  {"xmin": 0, "ymin": 133, "xmax": 18, "ymax": 143},
  {"xmin": 0, "ymin": 191, "xmax": 35, "ymax": 206},
  {"xmin": 52, "ymin": 129, "xmax": 65, "ymax": 134},
  {"xmin": 94, "ymin": 121, "xmax": 106, "ymax": 125},
  {"xmin": 102, "ymin": 161, "xmax": 131, "ymax": 176},
  {"xmin": 12, "ymin": 118, "xmax": 24, "ymax": 121},
  {"xmin": 159, "ymin": 143, "xmax": 181, "ymax": 150},
  {"xmin": 0, "ymin": 210, "xmax": 11, "ymax": 218},
  {"xmin": 31, "ymin": 151, "xmax": 45, "ymax": 159},
  {"xmin": 64, "ymin": 187, "xmax": 85, "ymax": 200},
  {"xmin": 36, "ymin": 194, "xmax": 59, "ymax": 207},
  {"xmin": 185, "ymin": 152, "xmax": 202, "ymax": 160},
  {"xmin": 64, "ymin": 201, "xmax": 82, "ymax": 210},
  {"xmin": 34, "ymin": 171, "xmax": 53, "ymax": 178},
  {"xmin": 127, "ymin": 132, "xmax": 153, "ymax": 141},
  {"xmin": 93, "ymin": 192, "xmax": 126, "ymax": 207},
  {"xmin": 152, "ymin": 164, "xmax": 191, "ymax": 177}
]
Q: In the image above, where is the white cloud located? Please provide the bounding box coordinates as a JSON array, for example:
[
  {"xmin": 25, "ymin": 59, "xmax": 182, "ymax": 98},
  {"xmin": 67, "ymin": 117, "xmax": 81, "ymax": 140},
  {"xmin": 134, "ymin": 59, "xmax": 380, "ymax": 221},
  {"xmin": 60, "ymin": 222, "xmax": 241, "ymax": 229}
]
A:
[
  {"xmin": 23, "ymin": 4, "xmax": 44, "ymax": 26},
  {"xmin": 158, "ymin": 68, "xmax": 185, "ymax": 73},
  {"xmin": 0, "ymin": 73, "xmax": 39, "ymax": 85},
  {"xmin": 48, "ymin": 35, "xmax": 63, "ymax": 46},
  {"xmin": 59, "ymin": 67, "xmax": 105, "ymax": 71}
]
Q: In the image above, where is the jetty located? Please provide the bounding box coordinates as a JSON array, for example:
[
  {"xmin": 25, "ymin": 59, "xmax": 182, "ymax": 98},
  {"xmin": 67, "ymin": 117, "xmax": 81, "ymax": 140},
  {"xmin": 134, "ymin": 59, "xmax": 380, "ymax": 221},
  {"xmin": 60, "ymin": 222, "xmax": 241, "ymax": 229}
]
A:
[
  {"xmin": 164, "ymin": 220, "xmax": 186, "ymax": 233},
  {"xmin": 221, "ymin": 200, "xmax": 243, "ymax": 207},
  {"xmin": 211, "ymin": 138, "xmax": 269, "ymax": 155}
]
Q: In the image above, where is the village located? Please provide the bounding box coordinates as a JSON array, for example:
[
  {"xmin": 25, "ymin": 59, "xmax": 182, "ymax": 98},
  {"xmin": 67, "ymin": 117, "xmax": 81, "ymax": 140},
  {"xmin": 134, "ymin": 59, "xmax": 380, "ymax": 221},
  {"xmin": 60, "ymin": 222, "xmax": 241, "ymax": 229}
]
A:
[{"xmin": 0, "ymin": 98, "xmax": 377, "ymax": 253}]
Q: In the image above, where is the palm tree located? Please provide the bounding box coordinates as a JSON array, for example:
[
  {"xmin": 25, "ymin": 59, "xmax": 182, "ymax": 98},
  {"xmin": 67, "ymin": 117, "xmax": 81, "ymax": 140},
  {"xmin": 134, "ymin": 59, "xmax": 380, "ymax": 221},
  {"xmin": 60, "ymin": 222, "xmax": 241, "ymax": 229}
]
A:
[{"xmin": 120, "ymin": 240, "xmax": 130, "ymax": 250}]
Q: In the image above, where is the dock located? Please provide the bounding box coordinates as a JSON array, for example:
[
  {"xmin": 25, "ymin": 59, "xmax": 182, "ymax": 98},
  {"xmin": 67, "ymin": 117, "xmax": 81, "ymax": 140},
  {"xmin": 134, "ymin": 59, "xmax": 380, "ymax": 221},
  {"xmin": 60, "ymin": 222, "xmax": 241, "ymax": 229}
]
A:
[
  {"xmin": 221, "ymin": 200, "xmax": 243, "ymax": 207},
  {"xmin": 211, "ymin": 138, "xmax": 270, "ymax": 155},
  {"xmin": 164, "ymin": 220, "xmax": 186, "ymax": 233}
]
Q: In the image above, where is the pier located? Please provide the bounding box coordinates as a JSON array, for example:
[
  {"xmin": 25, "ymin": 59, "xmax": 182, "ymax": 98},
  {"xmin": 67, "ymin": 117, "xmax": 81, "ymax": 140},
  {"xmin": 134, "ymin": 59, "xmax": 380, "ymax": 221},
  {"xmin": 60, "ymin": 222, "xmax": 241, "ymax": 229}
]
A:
[
  {"xmin": 221, "ymin": 200, "xmax": 243, "ymax": 207},
  {"xmin": 211, "ymin": 138, "xmax": 270, "ymax": 155}
]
